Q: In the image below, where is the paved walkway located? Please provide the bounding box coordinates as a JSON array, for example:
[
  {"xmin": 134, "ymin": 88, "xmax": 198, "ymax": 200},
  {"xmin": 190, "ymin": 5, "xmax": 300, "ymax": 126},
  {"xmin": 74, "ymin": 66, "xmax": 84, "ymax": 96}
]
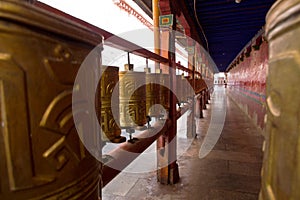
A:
[{"xmin": 102, "ymin": 86, "xmax": 264, "ymax": 200}]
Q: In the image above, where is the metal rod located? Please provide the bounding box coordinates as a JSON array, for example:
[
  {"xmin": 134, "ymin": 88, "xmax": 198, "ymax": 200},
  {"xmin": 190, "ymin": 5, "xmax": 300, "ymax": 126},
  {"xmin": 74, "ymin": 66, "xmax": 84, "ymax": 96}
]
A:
[
  {"xmin": 146, "ymin": 58, "xmax": 148, "ymax": 68},
  {"xmin": 102, "ymin": 120, "xmax": 171, "ymax": 186},
  {"xmin": 102, "ymin": 101, "xmax": 192, "ymax": 187},
  {"xmin": 127, "ymin": 52, "xmax": 130, "ymax": 65}
]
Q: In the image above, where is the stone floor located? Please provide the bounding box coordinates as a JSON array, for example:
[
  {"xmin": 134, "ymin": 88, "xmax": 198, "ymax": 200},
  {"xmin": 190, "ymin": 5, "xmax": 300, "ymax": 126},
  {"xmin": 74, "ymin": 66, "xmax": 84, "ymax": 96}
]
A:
[{"xmin": 102, "ymin": 86, "xmax": 264, "ymax": 200}]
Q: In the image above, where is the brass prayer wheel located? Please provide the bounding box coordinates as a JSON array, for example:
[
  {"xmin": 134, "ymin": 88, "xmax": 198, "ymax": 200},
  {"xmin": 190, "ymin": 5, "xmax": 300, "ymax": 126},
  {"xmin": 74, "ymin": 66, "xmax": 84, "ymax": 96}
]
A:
[
  {"xmin": 146, "ymin": 73, "xmax": 161, "ymax": 117},
  {"xmin": 98, "ymin": 66, "xmax": 125, "ymax": 143},
  {"xmin": 189, "ymin": 77, "xmax": 196, "ymax": 99},
  {"xmin": 260, "ymin": 0, "xmax": 300, "ymax": 199},
  {"xmin": 185, "ymin": 76, "xmax": 194, "ymax": 100},
  {"xmin": 159, "ymin": 74, "xmax": 170, "ymax": 111},
  {"xmin": 195, "ymin": 78, "xmax": 207, "ymax": 94},
  {"xmin": 0, "ymin": 1, "xmax": 102, "ymax": 199},
  {"xmin": 119, "ymin": 71, "xmax": 147, "ymax": 128},
  {"xmin": 194, "ymin": 78, "xmax": 200, "ymax": 94},
  {"xmin": 189, "ymin": 78, "xmax": 195, "ymax": 94}
]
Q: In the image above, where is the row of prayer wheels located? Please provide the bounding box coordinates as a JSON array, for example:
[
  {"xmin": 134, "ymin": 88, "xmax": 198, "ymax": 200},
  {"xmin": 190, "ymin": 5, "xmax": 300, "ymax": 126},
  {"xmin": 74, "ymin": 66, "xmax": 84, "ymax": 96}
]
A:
[
  {"xmin": 176, "ymin": 75, "xmax": 207, "ymax": 104},
  {"xmin": 189, "ymin": 78, "xmax": 207, "ymax": 94},
  {"xmin": 98, "ymin": 66, "xmax": 207, "ymax": 143}
]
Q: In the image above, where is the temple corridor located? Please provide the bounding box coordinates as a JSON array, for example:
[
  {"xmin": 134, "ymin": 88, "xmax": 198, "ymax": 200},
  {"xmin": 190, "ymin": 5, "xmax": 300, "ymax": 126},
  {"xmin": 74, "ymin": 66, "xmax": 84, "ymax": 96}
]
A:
[
  {"xmin": 103, "ymin": 86, "xmax": 264, "ymax": 200},
  {"xmin": 1, "ymin": 1, "xmax": 300, "ymax": 199}
]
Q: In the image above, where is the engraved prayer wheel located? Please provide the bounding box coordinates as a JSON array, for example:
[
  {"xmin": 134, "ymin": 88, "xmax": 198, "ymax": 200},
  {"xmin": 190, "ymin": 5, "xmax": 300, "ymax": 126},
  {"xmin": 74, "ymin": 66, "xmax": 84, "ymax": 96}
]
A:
[
  {"xmin": 181, "ymin": 74, "xmax": 189, "ymax": 103},
  {"xmin": 185, "ymin": 76, "xmax": 194, "ymax": 100},
  {"xmin": 98, "ymin": 66, "xmax": 125, "ymax": 143},
  {"xmin": 197, "ymin": 78, "xmax": 203, "ymax": 94},
  {"xmin": 260, "ymin": 1, "xmax": 300, "ymax": 199},
  {"xmin": 159, "ymin": 74, "xmax": 170, "ymax": 111},
  {"xmin": 194, "ymin": 78, "xmax": 199, "ymax": 94},
  {"xmin": 146, "ymin": 73, "xmax": 161, "ymax": 117},
  {"xmin": 195, "ymin": 78, "xmax": 205, "ymax": 94},
  {"xmin": 0, "ymin": 1, "xmax": 102, "ymax": 199},
  {"xmin": 194, "ymin": 79, "xmax": 197, "ymax": 95},
  {"xmin": 119, "ymin": 71, "xmax": 147, "ymax": 128},
  {"xmin": 192, "ymin": 79, "xmax": 196, "ymax": 96}
]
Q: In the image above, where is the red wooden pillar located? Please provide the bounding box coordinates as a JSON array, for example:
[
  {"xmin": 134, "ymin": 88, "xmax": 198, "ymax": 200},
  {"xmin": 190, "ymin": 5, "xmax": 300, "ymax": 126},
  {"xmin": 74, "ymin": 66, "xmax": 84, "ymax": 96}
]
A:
[{"xmin": 157, "ymin": 0, "xmax": 179, "ymax": 185}]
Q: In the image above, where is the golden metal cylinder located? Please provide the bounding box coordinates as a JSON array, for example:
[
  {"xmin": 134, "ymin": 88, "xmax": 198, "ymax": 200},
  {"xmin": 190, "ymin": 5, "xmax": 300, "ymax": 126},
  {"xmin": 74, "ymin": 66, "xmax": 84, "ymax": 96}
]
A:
[
  {"xmin": 198, "ymin": 79, "xmax": 203, "ymax": 94},
  {"xmin": 260, "ymin": 1, "xmax": 300, "ymax": 199},
  {"xmin": 146, "ymin": 73, "xmax": 161, "ymax": 117},
  {"xmin": 119, "ymin": 71, "xmax": 147, "ymax": 128},
  {"xmin": 159, "ymin": 74, "xmax": 170, "ymax": 111},
  {"xmin": 186, "ymin": 77, "xmax": 194, "ymax": 99},
  {"xmin": 196, "ymin": 78, "xmax": 207, "ymax": 94},
  {"xmin": 195, "ymin": 78, "xmax": 201, "ymax": 94},
  {"xmin": 0, "ymin": 1, "xmax": 101, "ymax": 199},
  {"xmin": 98, "ymin": 66, "xmax": 124, "ymax": 143}
]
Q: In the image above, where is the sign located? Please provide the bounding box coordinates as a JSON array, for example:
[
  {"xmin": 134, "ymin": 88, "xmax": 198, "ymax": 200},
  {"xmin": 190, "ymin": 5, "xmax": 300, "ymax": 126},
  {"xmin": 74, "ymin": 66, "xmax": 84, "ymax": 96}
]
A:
[{"xmin": 159, "ymin": 14, "xmax": 173, "ymax": 27}]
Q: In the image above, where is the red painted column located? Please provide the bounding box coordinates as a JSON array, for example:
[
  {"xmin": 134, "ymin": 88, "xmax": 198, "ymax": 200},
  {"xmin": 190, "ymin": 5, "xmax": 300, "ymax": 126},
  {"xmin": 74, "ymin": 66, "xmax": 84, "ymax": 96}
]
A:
[{"xmin": 157, "ymin": 0, "xmax": 179, "ymax": 185}]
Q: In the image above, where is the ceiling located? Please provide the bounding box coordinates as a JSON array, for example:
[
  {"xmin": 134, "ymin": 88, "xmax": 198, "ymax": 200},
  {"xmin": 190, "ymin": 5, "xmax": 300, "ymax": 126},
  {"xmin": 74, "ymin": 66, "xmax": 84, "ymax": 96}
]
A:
[
  {"xmin": 185, "ymin": 0, "xmax": 275, "ymax": 72},
  {"xmin": 134, "ymin": 0, "xmax": 275, "ymax": 72}
]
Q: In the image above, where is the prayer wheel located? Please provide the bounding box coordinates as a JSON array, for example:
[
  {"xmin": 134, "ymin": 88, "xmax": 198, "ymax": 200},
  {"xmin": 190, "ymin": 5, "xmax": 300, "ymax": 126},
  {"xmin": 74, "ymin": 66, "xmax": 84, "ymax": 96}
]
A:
[
  {"xmin": 146, "ymin": 73, "xmax": 161, "ymax": 117},
  {"xmin": 0, "ymin": 1, "xmax": 101, "ymax": 199},
  {"xmin": 194, "ymin": 78, "xmax": 199, "ymax": 94},
  {"xmin": 159, "ymin": 74, "xmax": 171, "ymax": 112},
  {"xmin": 194, "ymin": 79, "xmax": 198, "ymax": 94},
  {"xmin": 119, "ymin": 71, "xmax": 147, "ymax": 128},
  {"xmin": 198, "ymin": 78, "xmax": 204, "ymax": 93},
  {"xmin": 195, "ymin": 78, "xmax": 206, "ymax": 94},
  {"xmin": 99, "ymin": 66, "xmax": 125, "ymax": 143},
  {"xmin": 260, "ymin": 0, "xmax": 300, "ymax": 199},
  {"xmin": 186, "ymin": 77, "xmax": 194, "ymax": 99}
]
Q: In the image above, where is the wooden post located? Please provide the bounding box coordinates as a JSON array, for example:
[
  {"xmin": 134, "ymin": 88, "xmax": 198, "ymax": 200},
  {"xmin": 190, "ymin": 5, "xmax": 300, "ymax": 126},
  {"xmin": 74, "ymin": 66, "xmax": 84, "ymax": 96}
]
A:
[{"xmin": 157, "ymin": 0, "xmax": 179, "ymax": 185}]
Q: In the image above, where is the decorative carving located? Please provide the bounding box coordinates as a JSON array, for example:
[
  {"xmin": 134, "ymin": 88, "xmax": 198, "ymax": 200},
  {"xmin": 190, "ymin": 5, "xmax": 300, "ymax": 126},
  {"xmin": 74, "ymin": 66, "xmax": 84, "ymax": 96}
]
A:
[
  {"xmin": 146, "ymin": 74, "xmax": 161, "ymax": 117},
  {"xmin": 44, "ymin": 45, "xmax": 81, "ymax": 85},
  {"xmin": 40, "ymin": 90, "xmax": 74, "ymax": 135},
  {"xmin": 119, "ymin": 71, "xmax": 147, "ymax": 128},
  {"xmin": 43, "ymin": 136, "xmax": 80, "ymax": 171},
  {"xmin": 98, "ymin": 66, "xmax": 124, "ymax": 143},
  {"xmin": 40, "ymin": 88, "xmax": 90, "ymax": 169},
  {"xmin": 0, "ymin": 1, "xmax": 102, "ymax": 199},
  {"xmin": 0, "ymin": 54, "xmax": 40, "ymax": 191}
]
